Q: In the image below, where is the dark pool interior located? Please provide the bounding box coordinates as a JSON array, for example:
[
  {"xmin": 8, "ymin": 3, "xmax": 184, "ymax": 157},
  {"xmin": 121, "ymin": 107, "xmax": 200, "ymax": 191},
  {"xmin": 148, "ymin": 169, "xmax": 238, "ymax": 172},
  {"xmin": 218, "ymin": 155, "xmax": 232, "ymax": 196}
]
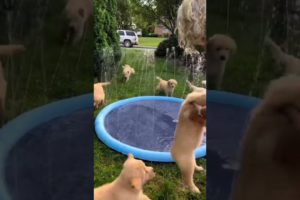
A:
[
  {"xmin": 207, "ymin": 102, "xmax": 253, "ymax": 200},
  {"xmin": 5, "ymin": 109, "xmax": 93, "ymax": 200},
  {"xmin": 104, "ymin": 100, "xmax": 206, "ymax": 152}
]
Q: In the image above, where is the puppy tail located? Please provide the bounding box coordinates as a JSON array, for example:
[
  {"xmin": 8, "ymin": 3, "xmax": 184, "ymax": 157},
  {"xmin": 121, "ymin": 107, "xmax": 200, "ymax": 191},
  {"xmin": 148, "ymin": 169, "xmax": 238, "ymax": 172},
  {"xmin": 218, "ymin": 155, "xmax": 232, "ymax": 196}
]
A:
[
  {"xmin": 156, "ymin": 76, "xmax": 162, "ymax": 81},
  {"xmin": 0, "ymin": 45, "xmax": 26, "ymax": 57}
]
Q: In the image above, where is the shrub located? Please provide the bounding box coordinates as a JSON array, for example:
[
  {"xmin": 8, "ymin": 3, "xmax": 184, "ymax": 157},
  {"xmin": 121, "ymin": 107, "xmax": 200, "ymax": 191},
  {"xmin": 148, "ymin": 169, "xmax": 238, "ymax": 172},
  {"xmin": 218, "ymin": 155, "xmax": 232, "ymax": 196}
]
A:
[
  {"xmin": 94, "ymin": 0, "xmax": 121, "ymax": 81},
  {"xmin": 155, "ymin": 36, "xmax": 184, "ymax": 58}
]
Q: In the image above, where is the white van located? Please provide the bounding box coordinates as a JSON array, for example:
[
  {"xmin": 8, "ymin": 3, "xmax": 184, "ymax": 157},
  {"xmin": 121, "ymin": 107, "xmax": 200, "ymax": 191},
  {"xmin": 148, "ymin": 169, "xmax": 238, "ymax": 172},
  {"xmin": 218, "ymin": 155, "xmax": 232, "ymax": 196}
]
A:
[{"xmin": 117, "ymin": 30, "xmax": 139, "ymax": 48}]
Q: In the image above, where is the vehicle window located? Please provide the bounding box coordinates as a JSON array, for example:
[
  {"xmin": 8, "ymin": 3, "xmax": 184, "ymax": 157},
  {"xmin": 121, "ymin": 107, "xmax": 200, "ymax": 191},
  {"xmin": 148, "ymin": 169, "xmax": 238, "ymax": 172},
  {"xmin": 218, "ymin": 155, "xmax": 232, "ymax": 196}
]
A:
[
  {"xmin": 118, "ymin": 31, "xmax": 125, "ymax": 36},
  {"xmin": 126, "ymin": 31, "xmax": 136, "ymax": 36}
]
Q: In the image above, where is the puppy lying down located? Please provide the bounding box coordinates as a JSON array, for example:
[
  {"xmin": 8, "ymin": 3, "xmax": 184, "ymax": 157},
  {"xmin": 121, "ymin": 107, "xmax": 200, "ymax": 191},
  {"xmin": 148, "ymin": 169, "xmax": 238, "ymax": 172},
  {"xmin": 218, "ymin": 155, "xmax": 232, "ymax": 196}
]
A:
[
  {"xmin": 171, "ymin": 92, "xmax": 206, "ymax": 193},
  {"xmin": 94, "ymin": 82, "xmax": 110, "ymax": 109},
  {"xmin": 94, "ymin": 154, "xmax": 155, "ymax": 200},
  {"xmin": 231, "ymin": 75, "xmax": 300, "ymax": 200}
]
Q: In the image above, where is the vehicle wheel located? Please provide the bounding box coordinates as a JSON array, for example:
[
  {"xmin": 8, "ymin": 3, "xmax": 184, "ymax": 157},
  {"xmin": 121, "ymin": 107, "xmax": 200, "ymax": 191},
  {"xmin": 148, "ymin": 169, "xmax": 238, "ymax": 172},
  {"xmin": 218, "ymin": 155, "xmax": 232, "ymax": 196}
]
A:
[{"xmin": 124, "ymin": 40, "xmax": 132, "ymax": 48}]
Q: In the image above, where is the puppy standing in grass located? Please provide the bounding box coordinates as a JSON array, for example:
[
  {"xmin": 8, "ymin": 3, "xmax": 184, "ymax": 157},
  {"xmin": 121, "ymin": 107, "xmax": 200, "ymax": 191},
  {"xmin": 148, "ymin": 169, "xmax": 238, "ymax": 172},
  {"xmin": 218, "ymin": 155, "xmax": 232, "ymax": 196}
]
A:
[
  {"xmin": 265, "ymin": 36, "xmax": 300, "ymax": 75},
  {"xmin": 94, "ymin": 154, "xmax": 155, "ymax": 200},
  {"xmin": 171, "ymin": 92, "xmax": 206, "ymax": 193},
  {"xmin": 156, "ymin": 76, "xmax": 177, "ymax": 96},
  {"xmin": 206, "ymin": 34, "xmax": 237, "ymax": 89},
  {"xmin": 123, "ymin": 64, "xmax": 135, "ymax": 82},
  {"xmin": 231, "ymin": 75, "xmax": 300, "ymax": 200},
  {"xmin": 0, "ymin": 45, "xmax": 26, "ymax": 122},
  {"xmin": 94, "ymin": 82, "xmax": 110, "ymax": 109}
]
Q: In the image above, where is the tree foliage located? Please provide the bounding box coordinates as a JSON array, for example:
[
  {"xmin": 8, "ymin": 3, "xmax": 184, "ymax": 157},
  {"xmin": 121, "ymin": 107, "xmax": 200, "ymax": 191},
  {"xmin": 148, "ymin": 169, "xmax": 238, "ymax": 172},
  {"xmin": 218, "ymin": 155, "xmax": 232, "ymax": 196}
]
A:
[
  {"xmin": 94, "ymin": 0, "xmax": 121, "ymax": 81},
  {"xmin": 130, "ymin": 0, "xmax": 181, "ymax": 35},
  {"xmin": 116, "ymin": 0, "xmax": 133, "ymax": 29}
]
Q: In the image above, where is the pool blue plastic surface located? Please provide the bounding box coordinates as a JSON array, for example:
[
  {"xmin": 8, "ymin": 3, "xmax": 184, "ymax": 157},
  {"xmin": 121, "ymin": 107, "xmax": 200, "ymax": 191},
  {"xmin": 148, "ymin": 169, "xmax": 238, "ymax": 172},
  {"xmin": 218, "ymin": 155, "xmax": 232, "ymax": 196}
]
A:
[
  {"xmin": 0, "ymin": 94, "xmax": 93, "ymax": 200},
  {"xmin": 95, "ymin": 96, "xmax": 207, "ymax": 162}
]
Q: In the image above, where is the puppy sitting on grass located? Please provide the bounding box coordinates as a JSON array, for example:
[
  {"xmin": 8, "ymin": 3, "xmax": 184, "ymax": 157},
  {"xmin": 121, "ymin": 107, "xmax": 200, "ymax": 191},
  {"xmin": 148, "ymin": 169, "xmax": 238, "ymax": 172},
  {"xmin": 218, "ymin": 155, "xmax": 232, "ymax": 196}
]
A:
[
  {"xmin": 156, "ymin": 76, "xmax": 178, "ymax": 97},
  {"xmin": 123, "ymin": 64, "xmax": 135, "ymax": 82},
  {"xmin": 206, "ymin": 34, "xmax": 237, "ymax": 89},
  {"xmin": 186, "ymin": 80, "xmax": 206, "ymax": 94},
  {"xmin": 94, "ymin": 154, "xmax": 155, "ymax": 200},
  {"xmin": 231, "ymin": 75, "xmax": 300, "ymax": 200},
  {"xmin": 171, "ymin": 92, "xmax": 206, "ymax": 193},
  {"xmin": 94, "ymin": 82, "xmax": 110, "ymax": 109}
]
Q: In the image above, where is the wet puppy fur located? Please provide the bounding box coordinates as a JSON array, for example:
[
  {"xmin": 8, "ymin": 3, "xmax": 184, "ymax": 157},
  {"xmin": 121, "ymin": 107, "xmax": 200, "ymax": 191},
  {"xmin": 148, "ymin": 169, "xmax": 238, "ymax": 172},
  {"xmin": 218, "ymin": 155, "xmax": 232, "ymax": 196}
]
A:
[
  {"xmin": 0, "ymin": 45, "xmax": 26, "ymax": 124},
  {"xmin": 123, "ymin": 64, "xmax": 136, "ymax": 82},
  {"xmin": 206, "ymin": 34, "xmax": 236, "ymax": 90},
  {"xmin": 94, "ymin": 154, "xmax": 155, "ymax": 200},
  {"xmin": 171, "ymin": 92, "xmax": 206, "ymax": 193},
  {"xmin": 231, "ymin": 75, "xmax": 300, "ymax": 200},
  {"xmin": 156, "ymin": 76, "xmax": 178, "ymax": 97},
  {"xmin": 94, "ymin": 82, "xmax": 110, "ymax": 109},
  {"xmin": 64, "ymin": 0, "xmax": 93, "ymax": 45}
]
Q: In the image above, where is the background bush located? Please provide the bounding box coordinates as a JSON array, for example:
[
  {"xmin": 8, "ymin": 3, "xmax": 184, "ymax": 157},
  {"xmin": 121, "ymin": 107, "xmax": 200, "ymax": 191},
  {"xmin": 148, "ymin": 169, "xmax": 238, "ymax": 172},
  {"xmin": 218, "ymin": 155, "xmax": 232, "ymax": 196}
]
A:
[
  {"xmin": 155, "ymin": 36, "xmax": 184, "ymax": 58},
  {"xmin": 94, "ymin": 0, "xmax": 121, "ymax": 82}
]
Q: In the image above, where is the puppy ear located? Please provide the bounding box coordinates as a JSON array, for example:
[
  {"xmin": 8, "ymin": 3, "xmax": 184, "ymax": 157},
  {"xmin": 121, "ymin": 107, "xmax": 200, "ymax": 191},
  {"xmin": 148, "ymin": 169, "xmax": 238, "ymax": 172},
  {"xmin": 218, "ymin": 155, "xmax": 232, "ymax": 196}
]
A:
[
  {"xmin": 229, "ymin": 39, "xmax": 237, "ymax": 55},
  {"xmin": 207, "ymin": 36, "xmax": 216, "ymax": 52},
  {"xmin": 128, "ymin": 153, "xmax": 134, "ymax": 159},
  {"xmin": 130, "ymin": 177, "xmax": 143, "ymax": 190}
]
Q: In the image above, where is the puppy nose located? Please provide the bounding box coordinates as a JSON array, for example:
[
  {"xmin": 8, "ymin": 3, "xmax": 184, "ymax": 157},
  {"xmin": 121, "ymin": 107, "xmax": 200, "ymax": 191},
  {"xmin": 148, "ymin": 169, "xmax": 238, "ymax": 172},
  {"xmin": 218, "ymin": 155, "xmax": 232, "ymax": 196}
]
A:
[{"xmin": 220, "ymin": 55, "xmax": 226, "ymax": 60}]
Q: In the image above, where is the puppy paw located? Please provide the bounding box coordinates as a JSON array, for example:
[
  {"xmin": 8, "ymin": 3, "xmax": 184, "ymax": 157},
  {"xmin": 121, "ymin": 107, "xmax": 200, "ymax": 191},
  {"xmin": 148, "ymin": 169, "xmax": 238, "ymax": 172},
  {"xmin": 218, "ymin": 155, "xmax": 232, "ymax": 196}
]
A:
[{"xmin": 189, "ymin": 185, "xmax": 201, "ymax": 193}]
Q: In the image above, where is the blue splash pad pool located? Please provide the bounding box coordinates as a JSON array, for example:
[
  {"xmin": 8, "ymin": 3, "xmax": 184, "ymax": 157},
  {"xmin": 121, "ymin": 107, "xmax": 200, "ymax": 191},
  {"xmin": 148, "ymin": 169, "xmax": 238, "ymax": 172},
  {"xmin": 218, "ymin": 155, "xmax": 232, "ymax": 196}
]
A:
[
  {"xmin": 0, "ymin": 94, "xmax": 93, "ymax": 200},
  {"xmin": 95, "ymin": 96, "xmax": 206, "ymax": 162}
]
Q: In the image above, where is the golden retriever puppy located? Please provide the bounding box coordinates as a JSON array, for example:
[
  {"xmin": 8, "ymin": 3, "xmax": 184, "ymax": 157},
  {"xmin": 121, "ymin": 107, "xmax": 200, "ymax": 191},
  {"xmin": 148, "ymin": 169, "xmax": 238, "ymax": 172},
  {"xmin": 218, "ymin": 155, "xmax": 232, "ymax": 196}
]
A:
[
  {"xmin": 177, "ymin": 0, "xmax": 206, "ymax": 51},
  {"xmin": 265, "ymin": 36, "xmax": 300, "ymax": 75},
  {"xmin": 156, "ymin": 76, "xmax": 178, "ymax": 97},
  {"xmin": 186, "ymin": 80, "xmax": 206, "ymax": 94},
  {"xmin": 94, "ymin": 82, "xmax": 110, "ymax": 109},
  {"xmin": 122, "ymin": 64, "xmax": 135, "ymax": 82},
  {"xmin": 0, "ymin": 45, "xmax": 26, "ymax": 121},
  {"xmin": 65, "ymin": 0, "xmax": 93, "ymax": 44},
  {"xmin": 94, "ymin": 154, "xmax": 155, "ymax": 200},
  {"xmin": 171, "ymin": 92, "xmax": 206, "ymax": 193},
  {"xmin": 206, "ymin": 34, "xmax": 237, "ymax": 89},
  {"xmin": 231, "ymin": 75, "xmax": 300, "ymax": 200}
]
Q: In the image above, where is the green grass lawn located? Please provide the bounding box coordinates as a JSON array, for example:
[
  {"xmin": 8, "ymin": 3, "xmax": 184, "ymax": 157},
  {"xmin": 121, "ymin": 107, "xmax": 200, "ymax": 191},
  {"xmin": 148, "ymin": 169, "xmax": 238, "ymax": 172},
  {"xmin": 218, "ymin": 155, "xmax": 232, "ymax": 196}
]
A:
[
  {"xmin": 94, "ymin": 49, "xmax": 206, "ymax": 200},
  {"xmin": 138, "ymin": 37, "xmax": 166, "ymax": 48}
]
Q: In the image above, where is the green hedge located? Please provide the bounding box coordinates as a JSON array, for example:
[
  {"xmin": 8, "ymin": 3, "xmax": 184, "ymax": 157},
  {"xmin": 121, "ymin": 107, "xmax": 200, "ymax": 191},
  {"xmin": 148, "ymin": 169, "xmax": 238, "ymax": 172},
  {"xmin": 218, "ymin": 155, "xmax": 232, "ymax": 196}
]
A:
[{"xmin": 94, "ymin": 0, "xmax": 121, "ymax": 81}]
